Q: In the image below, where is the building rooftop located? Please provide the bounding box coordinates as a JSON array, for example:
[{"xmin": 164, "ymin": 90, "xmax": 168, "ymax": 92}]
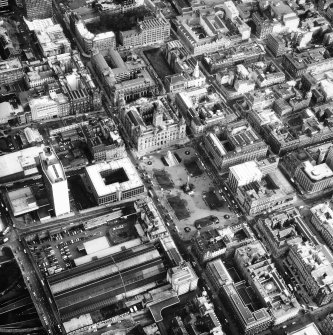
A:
[
  {"xmin": 229, "ymin": 161, "xmax": 263, "ymax": 186},
  {"xmin": 39, "ymin": 147, "xmax": 66, "ymax": 184},
  {"xmin": 292, "ymin": 242, "xmax": 333, "ymax": 289},
  {"xmin": 8, "ymin": 187, "xmax": 39, "ymax": 216},
  {"xmin": 85, "ymin": 157, "xmax": 143, "ymax": 197},
  {"xmin": 206, "ymin": 259, "xmax": 233, "ymax": 286},
  {"xmin": 287, "ymin": 323, "xmax": 322, "ymax": 335},
  {"xmin": 303, "ymin": 161, "xmax": 333, "ymax": 181},
  {"xmin": 0, "ymin": 146, "xmax": 44, "ymax": 179}
]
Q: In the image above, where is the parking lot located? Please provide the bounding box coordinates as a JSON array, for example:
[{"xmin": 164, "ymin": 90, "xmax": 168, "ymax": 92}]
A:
[
  {"xmin": 25, "ymin": 214, "xmax": 138, "ymax": 277},
  {"xmin": 139, "ymin": 146, "xmax": 238, "ymax": 240}
]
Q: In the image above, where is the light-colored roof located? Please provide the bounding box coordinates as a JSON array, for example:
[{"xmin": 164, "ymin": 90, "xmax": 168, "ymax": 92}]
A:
[
  {"xmin": 39, "ymin": 148, "xmax": 66, "ymax": 183},
  {"xmin": 85, "ymin": 157, "xmax": 143, "ymax": 197},
  {"xmin": 207, "ymin": 259, "xmax": 233, "ymax": 286},
  {"xmin": 83, "ymin": 236, "xmax": 110, "ymax": 255},
  {"xmin": 0, "ymin": 146, "xmax": 44, "ymax": 179},
  {"xmin": 8, "ymin": 187, "xmax": 39, "ymax": 216},
  {"xmin": 303, "ymin": 161, "xmax": 333, "ymax": 181},
  {"xmin": 24, "ymin": 17, "xmax": 54, "ymax": 31},
  {"xmin": 75, "ymin": 238, "xmax": 142, "ymax": 266},
  {"xmin": 287, "ymin": 323, "xmax": 322, "ymax": 335},
  {"xmin": 229, "ymin": 161, "xmax": 262, "ymax": 186}
]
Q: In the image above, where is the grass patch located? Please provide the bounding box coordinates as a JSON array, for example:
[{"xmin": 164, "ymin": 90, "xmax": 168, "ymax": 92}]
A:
[
  {"xmin": 184, "ymin": 159, "xmax": 202, "ymax": 177},
  {"xmin": 203, "ymin": 190, "xmax": 224, "ymax": 209},
  {"xmin": 167, "ymin": 195, "xmax": 190, "ymax": 220},
  {"xmin": 143, "ymin": 48, "xmax": 173, "ymax": 79},
  {"xmin": 154, "ymin": 170, "xmax": 174, "ymax": 189}
]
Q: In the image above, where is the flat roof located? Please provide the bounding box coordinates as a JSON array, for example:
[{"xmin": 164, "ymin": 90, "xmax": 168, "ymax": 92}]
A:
[
  {"xmin": 85, "ymin": 157, "xmax": 143, "ymax": 197},
  {"xmin": 39, "ymin": 148, "xmax": 66, "ymax": 183},
  {"xmin": 0, "ymin": 146, "xmax": 44, "ymax": 179},
  {"xmin": 207, "ymin": 259, "xmax": 233, "ymax": 286},
  {"xmin": 8, "ymin": 187, "xmax": 39, "ymax": 216},
  {"xmin": 303, "ymin": 161, "xmax": 333, "ymax": 181},
  {"xmin": 75, "ymin": 238, "xmax": 142, "ymax": 266},
  {"xmin": 287, "ymin": 323, "xmax": 321, "ymax": 335},
  {"xmin": 83, "ymin": 236, "xmax": 110, "ymax": 255}
]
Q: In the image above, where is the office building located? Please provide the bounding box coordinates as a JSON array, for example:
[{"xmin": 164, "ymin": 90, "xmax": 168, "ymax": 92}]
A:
[
  {"xmin": 34, "ymin": 24, "xmax": 71, "ymax": 57},
  {"xmin": 120, "ymin": 14, "xmax": 170, "ymax": 48},
  {"xmin": 40, "ymin": 147, "xmax": 70, "ymax": 217},
  {"xmin": 311, "ymin": 203, "xmax": 333, "ymax": 251},
  {"xmin": 69, "ymin": 13, "xmax": 116, "ymax": 53},
  {"xmin": 280, "ymin": 144, "xmax": 333, "ymax": 194},
  {"xmin": 235, "ymin": 241, "xmax": 300, "ymax": 325},
  {"xmin": 120, "ymin": 97, "xmax": 187, "ymax": 156},
  {"xmin": 228, "ymin": 161, "xmax": 263, "ymax": 192},
  {"xmin": 206, "ymin": 259, "xmax": 233, "ymax": 291},
  {"xmin": 203, "ymin": 123, "xmax": 268, "ymax": 173},
  {"xmin": 192, "ymin": 223, "xmax": 255, "ymax": 263},
  {"xmin": 266, "ymin": 34, "xmax": 287, "ymax": 57},
  {"xmin": 91, "ymin": 49, "xmax": 158, "ymax": 105},
  {"xmin": 236, "ymin": 170, "xmax": 296, "ymax": 216},
  {"xmin": 23, "ymin": 0, "xmax": 52, "ymax": 20},
  {"xmin": 0, "ymin": 58, "xmax": 23, "ymax": 86},
  {"xmin": 257, "ymin": 207, "xmax": 318, "ymax": 258},
  {"xmin": 288, "ymin": 324, "xmax": 322, "ymax": 335},
  {"xmin": 321, "ymin": 313, "xmax": 333, "ymax": 335},
  {"xmin": 167, "ymin": 262, "xmax": 198, "ymax": 295},
  {"xmin": 85, "ymin": 157, "xmax": 144, "ymax": 205},
  {"xmin": 0, "ymin": 146, "xmax": 45, "ymax": 183},
  {"xmin": 287, "ymin": 242, "xmax": 333, "ymax": 306},
  {"xmin": 29, "ymin": 92, "xmax": 71, "ymax": 121},
  {"xmin": 221, "ymin": 283, "xmax": 272, "ymax": 334}
]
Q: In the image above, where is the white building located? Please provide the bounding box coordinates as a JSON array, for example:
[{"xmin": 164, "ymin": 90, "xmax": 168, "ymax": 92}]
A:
[
  {"xmin": 39, "ymin": 147, "xmax": 70, "ymax": 217},
  {"xmin": 222, "ymin": 1, "xmax": 239, "ymax": 21},
  {"xmin": 228, "ymin": 161, "xmax": 263, "ymax": 192},
  {"xmin": 167, "ymin": 262, "xmax": 198, "ymax": 295},
  {"xmin": 85, "ymin": 157, "xmax": 145, "ymax": 205}
]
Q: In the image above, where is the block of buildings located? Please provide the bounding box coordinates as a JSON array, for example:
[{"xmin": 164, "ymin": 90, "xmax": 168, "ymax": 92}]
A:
[
  {"xmin": 203, "ymin": 122, "xmax": 268, "ymax": 173},
  {"xmin": 311, "ymin": 203, "xmax": 333, "ymax": 251},
  {"xmin": 227, "ymin": 161, "xmax": 263, "ymax": 192},
  {"xmin": 40, "ymin": 147, "xmax": 70, "ymax": 217},
  {"xmin": 68, "ymin": 13, "xmax": 116, "ymax": 54},
  {"xmin": 287, "ymin": 242, "xmax": 333, "ymax": 306},
  {"xmin": 85, "ymin": 157, "xmax": 145, "ymax": 205},
  {"xmin": 321, "ymin": 313, "xmax": 333, "ymax": 335},
  {"xmin": 175, "ymin": 87, "xmax": 237, "ymax": 135},
  {"xmin": 235, "ymin": 168, "xmax": 296, "ymax": 216},
  {"xmin": 192, "ymin": 222, "xmax": 255, "ymax": 263},
  {"xmin": 138, "ymin": 200, "xmax": 169, "ymax": 240},
  {"xmin": 221, "ymin": 283, "xmax": 272, "ymax": 334},
  {"xmin": 173, "ymin": 12, "xmax": 235, "ymax": 56},
  {"xmin": 167, "ymin": 262, "xmax": 198, "ymax": 295},
  {"xmin": 202, "ymin": 42, "xmax": 265, "ymax": 73},
  {"xmin": 252, "ymin": 0, "xmax": 299, "ymax": 39},
  {"xmin": 91, "ymin": 48, "xmax": 158, "ymax": 105},
  {"xmin": 83, "ymin": 118, "xmax": 126, "ymax": 162},
  {"xmin": 120, "ymin": 97, "xmax": 187, "ymax": 156},
  {"xmin": 120, "ymin": 13, "xmax": 170, "ymax": 48},
  {"xmin": 282, "ymin": 48, "xmax": 333, "ymax": 78},
  {"xmin": 234, "ymin": 241, "xmax": 300, "ymax": 325},
  {"xmin": 287, "ymin": 323, "xmax": 323, "ymax": 335},
  {"xmin": 280, "ymin": 143, "xmax": 333, "ymax": 194},
  {"xmin": 257, "ymin": 207, "xmax": 318, "ymax": 258},
  {"xmin": 206, "ymin": 258, "xmax": 233, "ymax": 291},
  {"xmin": 0, "ymin": 58, "xmax": 23, "ymax": 86},
  {"xmin": 23, "ymin": 0, "xmax": 52, "ymax": 20},
  {"xmin": 34, "ymin": 23, "xmax": 71, "ymax": 58},
  {"xmin": 0, "ymin": 146, "xmax": 45, "ymax": 183}
]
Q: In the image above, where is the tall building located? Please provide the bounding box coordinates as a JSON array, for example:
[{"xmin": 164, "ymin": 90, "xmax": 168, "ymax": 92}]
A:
[
  {"xmin": 39, "ymin": 147, "xmax": 70, "ymax": 217},
  {"xmin": 23, "ymin": 0, "xmax": 52, "ymax": 20}
]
